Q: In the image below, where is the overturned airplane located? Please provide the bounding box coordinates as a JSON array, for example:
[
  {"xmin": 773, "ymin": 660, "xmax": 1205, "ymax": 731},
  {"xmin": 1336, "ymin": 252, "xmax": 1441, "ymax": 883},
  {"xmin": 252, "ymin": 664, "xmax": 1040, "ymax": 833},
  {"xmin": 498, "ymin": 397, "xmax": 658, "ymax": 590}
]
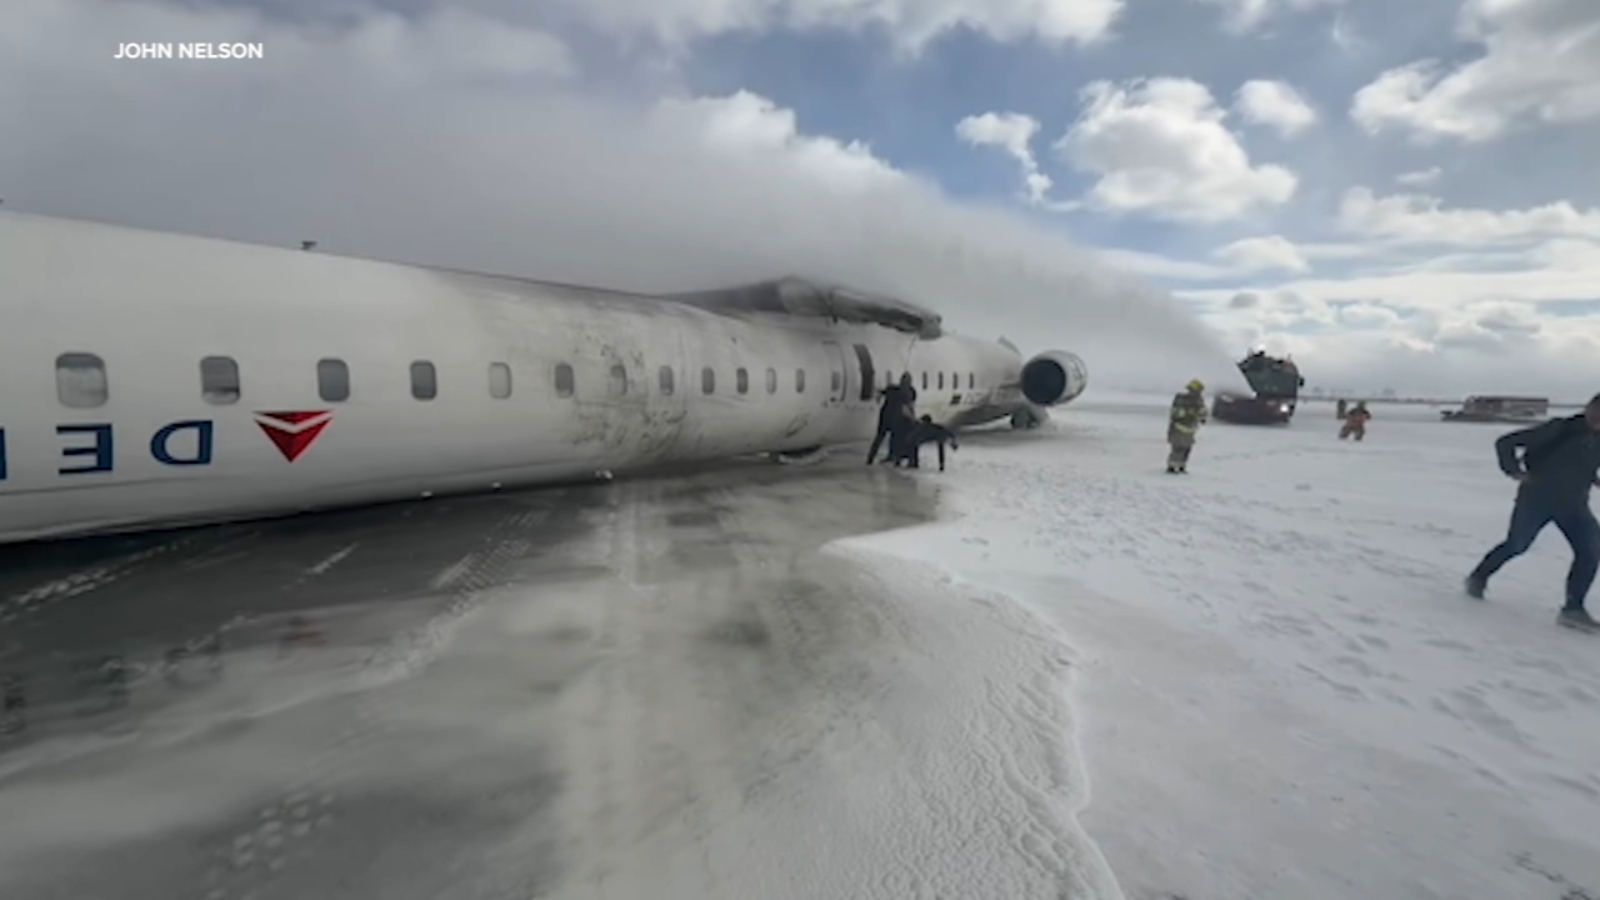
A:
[{"xmin": 0, "ymin": 211, "xmax": 1087, "ymax": 544}]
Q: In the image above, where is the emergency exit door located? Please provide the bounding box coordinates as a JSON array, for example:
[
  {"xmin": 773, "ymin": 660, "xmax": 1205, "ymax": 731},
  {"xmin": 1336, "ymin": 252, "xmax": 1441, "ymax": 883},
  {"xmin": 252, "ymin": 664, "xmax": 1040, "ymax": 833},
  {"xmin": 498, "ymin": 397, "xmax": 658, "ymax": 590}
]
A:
[
  {"xmin": 822, "ymin": 341, "xmax": 848, "ymax": 404},
  {"xmin": 851, "ymin": 344, "xmax": 876, "ymax": 403}
]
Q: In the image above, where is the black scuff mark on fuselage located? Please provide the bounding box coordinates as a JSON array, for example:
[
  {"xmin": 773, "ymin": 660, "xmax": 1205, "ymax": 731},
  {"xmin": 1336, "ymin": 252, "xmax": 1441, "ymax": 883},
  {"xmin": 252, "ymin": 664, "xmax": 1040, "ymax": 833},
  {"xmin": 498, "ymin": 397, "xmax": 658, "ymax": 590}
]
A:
[{"xmin": 566, "ymin": 330, "xmax": 632, "ymax": 451}]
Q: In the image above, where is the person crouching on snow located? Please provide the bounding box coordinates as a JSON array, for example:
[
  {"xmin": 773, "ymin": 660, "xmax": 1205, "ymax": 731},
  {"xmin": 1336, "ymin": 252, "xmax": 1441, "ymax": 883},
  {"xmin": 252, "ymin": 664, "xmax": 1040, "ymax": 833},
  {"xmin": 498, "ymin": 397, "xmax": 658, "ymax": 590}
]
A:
[{"xmin": 897, "ymin": 415, "xmax": 959, "ymax": 471}]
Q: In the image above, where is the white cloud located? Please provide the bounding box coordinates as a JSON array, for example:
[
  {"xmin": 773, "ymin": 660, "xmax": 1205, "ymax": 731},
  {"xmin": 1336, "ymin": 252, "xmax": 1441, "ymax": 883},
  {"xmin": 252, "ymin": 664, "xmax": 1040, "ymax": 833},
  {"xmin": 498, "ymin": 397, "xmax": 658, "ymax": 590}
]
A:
[
  {"xmin": 0, "ymin": 0, "xmax": 1235, "ymax": 397},
  {"xmin": 956, "ymin": 111, "xmax": 1052, "ymax": 203},
  {"xmin": 1350, "ymin": 0, "xmax": 1600, "ymax": 142},
  {"xmin": 564, "ymin": 0, "xmax": 1125, "ymax": 51},
  {"xmin": 1233, "ymin": 79, "xmax": 1318, "ymax": 136},
  {"xmin": 1394, "ymin": 166, "xmax": 1441, "ymax": 187},
  {"xmin": 656, "ymin": 90, "xmax": 905, "ymax": 192},
  {"xmin": 1212, "ymin": 235, "xmax": 1310, "ymax": 273},
  {"xmin": 1339, "ymin": 187, "xmax": 1600, "ymax": 245},
  {"xmin": 1096, "ymin": 237, "xmax": 1375, "ymax": 282},
  {"xmin": 1176, "ymin": 187, "xmax": 1600, "ymax": 397},
  {"xmin": 1189, "ymin": 0, "xmax": 1343, "ymax": 33},
  {"xmin": 1096, "ymin": 247, "xmax": 1243, "ymax": 280},
  {"xmin": 1336, "ymin": 302, "xmax": 1403, "ymax": 329},
  {"xmin": 1329, "ymin": 10, "xmax": 1366, "ymax": 54},
  {"xmin": 347, "ymin": 8, "xmax": 576, "ymax": 83},
  {"xmin": 1054, "ymin": 77, "xmax": 1297, "ymax": 223},
  {"xmin": 1191, "ymin": 287, "xmax": 1600, "ymax": 398},
  {"xmin": 1185, "ymin": 237, "xmax": 1600, "ymax": 312}
]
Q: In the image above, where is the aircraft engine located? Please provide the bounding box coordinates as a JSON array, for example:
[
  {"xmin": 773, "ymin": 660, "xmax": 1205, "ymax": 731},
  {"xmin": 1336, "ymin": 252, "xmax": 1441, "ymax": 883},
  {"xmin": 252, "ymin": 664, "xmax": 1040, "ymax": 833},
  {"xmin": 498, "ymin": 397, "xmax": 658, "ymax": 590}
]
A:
[{"xmin": 1020, "ymin": 351, "xmax": 1088, "ymax": 406}]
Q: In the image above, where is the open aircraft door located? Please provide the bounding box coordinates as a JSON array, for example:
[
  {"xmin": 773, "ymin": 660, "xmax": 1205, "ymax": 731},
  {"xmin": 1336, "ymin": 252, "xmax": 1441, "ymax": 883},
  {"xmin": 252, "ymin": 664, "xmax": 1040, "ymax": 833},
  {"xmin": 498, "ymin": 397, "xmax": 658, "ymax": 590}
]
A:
[
  {"xmin": 822, "ymin": 341, "xmax": 848, "ymax": 405},
  {"xmin": 850, "ymin": 343, "xmax": 876, "ymax": 409}
]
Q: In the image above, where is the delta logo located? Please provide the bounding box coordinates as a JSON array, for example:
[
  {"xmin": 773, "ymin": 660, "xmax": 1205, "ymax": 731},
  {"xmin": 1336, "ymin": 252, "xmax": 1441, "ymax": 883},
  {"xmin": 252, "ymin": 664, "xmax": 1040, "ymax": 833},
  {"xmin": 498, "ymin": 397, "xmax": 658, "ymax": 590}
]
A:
[{"xmin": 253, "ymin": 410, "xmax": 333, "ymax": 462}]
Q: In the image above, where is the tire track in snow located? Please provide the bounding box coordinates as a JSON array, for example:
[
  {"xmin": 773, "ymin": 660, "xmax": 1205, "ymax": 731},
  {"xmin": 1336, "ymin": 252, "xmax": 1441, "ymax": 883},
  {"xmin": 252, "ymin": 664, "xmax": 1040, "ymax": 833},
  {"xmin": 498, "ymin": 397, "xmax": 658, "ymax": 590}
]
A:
[
  {"xmin": 1, "ymin": 538, "xmax": 196, "ymax": 626},
  {"xmin": 302, "ymin": 543, "xmax": 358, "ymax": 577},
  {"xmin": 191, "ymin": 510, "xmax": 544, "ymax": 900},
  {"xmin": 542, "ymin": 487, "xmax": 753, "ymax": 897}
]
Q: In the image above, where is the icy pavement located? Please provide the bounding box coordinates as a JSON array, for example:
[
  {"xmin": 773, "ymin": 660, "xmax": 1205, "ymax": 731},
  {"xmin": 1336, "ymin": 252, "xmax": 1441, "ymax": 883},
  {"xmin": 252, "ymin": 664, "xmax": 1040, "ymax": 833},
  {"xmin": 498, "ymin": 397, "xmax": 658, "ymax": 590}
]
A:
[
  {"xmin": 842, "ymin": 392, "xmax": 1600, "ymax": 899},
  {"xmin": 0, "ymin": 456, "xmax": 1119, "ymax": 899}
]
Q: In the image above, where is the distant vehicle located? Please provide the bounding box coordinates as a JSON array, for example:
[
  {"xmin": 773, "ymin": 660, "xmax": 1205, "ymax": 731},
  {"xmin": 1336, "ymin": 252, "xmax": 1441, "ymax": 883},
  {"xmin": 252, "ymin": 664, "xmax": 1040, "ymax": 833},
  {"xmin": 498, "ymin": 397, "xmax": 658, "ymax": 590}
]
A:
[
  {"xmin": 1212, "ymin": 350, "xmax": 1304, "ymax": 425},
  {"xmin": 1441, "ymin": 395, "xmax": 1549, "ymax": 423}
]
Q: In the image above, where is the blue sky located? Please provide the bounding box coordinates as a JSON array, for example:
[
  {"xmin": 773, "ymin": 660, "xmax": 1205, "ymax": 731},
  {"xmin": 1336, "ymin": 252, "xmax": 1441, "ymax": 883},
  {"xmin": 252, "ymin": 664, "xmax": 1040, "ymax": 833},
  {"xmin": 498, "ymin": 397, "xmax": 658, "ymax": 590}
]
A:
[
  {"xmin": 670, "ymin": 0, "xmax": 1598, "ymax": 255},
  {"xmin": 3, "ymin": 0, "xmax": 1599, "ymax": 396}
]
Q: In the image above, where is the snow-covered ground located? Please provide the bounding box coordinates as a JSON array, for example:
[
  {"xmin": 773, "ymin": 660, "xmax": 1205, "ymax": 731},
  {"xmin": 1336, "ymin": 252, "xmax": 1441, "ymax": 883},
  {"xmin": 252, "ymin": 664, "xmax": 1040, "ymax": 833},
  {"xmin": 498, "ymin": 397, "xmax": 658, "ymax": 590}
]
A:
[
  {"xmin": 841, "ymin": 390, "xmax": 1600, "ymax": 900},
  {"xmin": 9, "ymin": 393, "xmax": 1600, "ymax": 899}
]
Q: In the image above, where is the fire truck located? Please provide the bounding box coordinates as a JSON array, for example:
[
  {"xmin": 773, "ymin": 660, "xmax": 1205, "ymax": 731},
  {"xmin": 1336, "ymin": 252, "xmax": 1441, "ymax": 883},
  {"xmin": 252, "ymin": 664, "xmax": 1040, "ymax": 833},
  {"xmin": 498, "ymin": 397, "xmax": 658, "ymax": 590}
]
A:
[{"xmin": 1212, "ymin": 350, "xmax": 1303, "ymax": 425}]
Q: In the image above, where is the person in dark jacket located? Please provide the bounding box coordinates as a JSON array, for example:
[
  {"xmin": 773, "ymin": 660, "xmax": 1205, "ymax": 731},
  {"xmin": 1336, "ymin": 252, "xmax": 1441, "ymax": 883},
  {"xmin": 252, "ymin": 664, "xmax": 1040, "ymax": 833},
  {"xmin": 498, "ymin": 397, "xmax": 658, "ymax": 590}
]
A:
[
  {"xmin": 868, "ymin": 373, "xmax": 917, "ymax": 464},
  {"xmin": 1465, "ymin": 394, "xmax": 1600, "ymax": 631},
  {"xmin": 897, "ymin": 415, "xmax": 959, "ymax": 470}
]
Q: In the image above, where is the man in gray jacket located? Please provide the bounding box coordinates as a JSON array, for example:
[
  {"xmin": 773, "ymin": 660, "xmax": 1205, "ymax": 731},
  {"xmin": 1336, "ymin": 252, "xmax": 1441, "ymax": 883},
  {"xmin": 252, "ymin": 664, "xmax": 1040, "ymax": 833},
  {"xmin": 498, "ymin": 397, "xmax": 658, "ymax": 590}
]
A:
[{"xmin": 1466, "ymin": 394, "xmax": 1600, "ymax": 631}]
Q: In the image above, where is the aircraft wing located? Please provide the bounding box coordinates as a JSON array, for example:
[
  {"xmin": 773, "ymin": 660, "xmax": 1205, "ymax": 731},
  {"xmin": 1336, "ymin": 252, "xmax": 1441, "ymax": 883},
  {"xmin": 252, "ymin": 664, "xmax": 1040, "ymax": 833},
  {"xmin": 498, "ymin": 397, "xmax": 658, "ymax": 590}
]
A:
[{"xmin": 666, "ymin": 277, "xmax": 942, "ymax": 339}]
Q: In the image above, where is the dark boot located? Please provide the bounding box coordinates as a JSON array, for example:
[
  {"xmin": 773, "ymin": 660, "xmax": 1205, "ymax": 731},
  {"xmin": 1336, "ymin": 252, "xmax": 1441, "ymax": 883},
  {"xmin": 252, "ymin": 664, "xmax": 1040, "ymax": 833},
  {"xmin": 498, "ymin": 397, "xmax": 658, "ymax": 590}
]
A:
[
  {"xmin": 1464, "ymin": 574, "xmax": 1486, "ymax": 599},
  {"xmin": 1558, "ymin": 607, "xmax": 1600, "ymax": 633}
]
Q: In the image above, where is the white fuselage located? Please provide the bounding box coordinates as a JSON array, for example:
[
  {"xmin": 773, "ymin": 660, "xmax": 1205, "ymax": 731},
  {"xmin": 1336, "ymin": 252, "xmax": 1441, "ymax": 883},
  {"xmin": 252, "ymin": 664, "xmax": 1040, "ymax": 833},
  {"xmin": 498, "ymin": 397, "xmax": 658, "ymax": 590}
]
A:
[{"xmin": 0, "ymin": 212, "xmax": 1076, "ymax": 545}]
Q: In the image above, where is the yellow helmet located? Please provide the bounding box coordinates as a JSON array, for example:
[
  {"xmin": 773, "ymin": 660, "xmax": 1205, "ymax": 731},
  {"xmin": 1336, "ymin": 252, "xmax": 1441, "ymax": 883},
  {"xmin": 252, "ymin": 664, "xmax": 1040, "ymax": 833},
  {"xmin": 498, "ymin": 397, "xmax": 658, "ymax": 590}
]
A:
[{"xmin": 1187, "ymin": 379, "xmax": 1205, "ymax": 392}]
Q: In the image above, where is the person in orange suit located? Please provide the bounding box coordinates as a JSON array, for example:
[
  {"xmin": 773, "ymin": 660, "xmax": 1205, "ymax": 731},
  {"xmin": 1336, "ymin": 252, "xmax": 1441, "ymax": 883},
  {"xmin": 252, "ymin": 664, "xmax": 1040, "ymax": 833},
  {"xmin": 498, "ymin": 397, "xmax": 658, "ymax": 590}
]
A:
[{"xmin": 1339, "ymin": 402, "xmax": 1371, "ymax": 441}]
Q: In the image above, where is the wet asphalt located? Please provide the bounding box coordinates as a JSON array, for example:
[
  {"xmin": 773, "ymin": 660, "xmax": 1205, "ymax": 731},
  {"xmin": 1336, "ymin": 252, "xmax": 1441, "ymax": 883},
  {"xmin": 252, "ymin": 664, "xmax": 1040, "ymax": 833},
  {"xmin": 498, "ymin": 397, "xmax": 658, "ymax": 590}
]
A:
[{"xmin": 0, "ymin": 452, "xmax": 943, "ymax": 900}]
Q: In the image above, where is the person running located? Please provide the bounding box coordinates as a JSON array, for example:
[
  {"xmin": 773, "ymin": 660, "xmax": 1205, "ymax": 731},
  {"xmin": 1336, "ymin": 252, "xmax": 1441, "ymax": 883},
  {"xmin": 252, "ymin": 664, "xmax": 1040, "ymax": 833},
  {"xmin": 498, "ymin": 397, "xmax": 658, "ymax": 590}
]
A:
[
  {"xmin": 1339, "ymin": 402, "xmax": 1371, "ymax": 441},
  {"xmin": 1465, "ymin": 393, "xmax": 1600, "ymax": 631}
]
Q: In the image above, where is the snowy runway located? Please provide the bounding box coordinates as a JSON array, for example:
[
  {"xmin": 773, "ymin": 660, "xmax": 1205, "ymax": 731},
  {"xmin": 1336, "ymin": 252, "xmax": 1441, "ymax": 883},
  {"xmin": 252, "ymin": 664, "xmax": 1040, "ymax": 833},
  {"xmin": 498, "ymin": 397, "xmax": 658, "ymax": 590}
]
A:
[
  {"xmin": 846, "ymin": 393, "xmax": 1600, "ymax": 899},
  {"xmin": 6, "ymin": 396, "xmax": 1600, "ymax": 899}
]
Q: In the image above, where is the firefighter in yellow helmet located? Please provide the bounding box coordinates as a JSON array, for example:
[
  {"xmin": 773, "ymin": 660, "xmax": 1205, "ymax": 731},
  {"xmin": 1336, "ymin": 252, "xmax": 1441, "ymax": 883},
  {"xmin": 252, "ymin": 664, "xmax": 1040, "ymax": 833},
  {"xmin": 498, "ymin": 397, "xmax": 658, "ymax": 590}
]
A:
[{"xmin": 1167, "ymin": 379, "xmax": 1208, "ymax": 473}]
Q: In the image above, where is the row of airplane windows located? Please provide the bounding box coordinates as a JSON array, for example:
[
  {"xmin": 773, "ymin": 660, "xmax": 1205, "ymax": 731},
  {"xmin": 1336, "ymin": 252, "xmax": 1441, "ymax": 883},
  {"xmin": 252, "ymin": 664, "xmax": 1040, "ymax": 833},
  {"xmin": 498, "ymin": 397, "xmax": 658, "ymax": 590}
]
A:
[{"xmin": 48, "ymin": 353, "xmax": 978, "ymax": 409}]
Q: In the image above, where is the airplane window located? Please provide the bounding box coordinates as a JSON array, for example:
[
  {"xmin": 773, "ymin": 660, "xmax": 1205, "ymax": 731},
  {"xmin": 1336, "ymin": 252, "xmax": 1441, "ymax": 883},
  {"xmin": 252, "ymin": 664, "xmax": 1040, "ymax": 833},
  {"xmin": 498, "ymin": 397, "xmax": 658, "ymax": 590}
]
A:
[
  {"xmin": 831, "ymin": 371, "xmax": 841, "ymax": 392},
  {"xmin": 766, "ymin": 367, "xmax": 777, "ymax": 394},
  {"xmin": 950, "ymin": 372, "xmax": 957, "ymax": 389},
  {"xmin": 317, "ymin": 358, "xmax": 349, "ymax": 402},
  {"xmin": 736, "ymin": 368, "xmax": 749, "ymax": 394},
  {"xmin": 885, "ymin": 371, "xmax": 894, "ymax": 387},
  {"xmin": 921, "ymin": 371, "xmax": 928, "ymax": 390},
  {"xmin": 937, "ymin": 372, "xmax": 944, "ymax": 389},
  {"xmin": 56, "ymin": 352, "xmax": 108, "ymax": 408},
  {"xmin": 795, "ymin": 368, "xmax": 805, "ymax": 392},
  {"xmin": 702, "ymin": 367, "xmax": 715, "ymax": 394},
  {"xmin": 610, "ymin": 365, "xmax": 628, "ymax": 396},
  {"xmin": 659, "ymin": 366, "xmax": 674, "ymax": 396},
  {"xmin": 410, "ymin": 360, "xmax": 437, "ymax": 400},
  {"xmin": 200, "ymin": 355, "xmax": 239, "ymax": 405},
  {"xmin": 489, "ymin": 362, "xmax": 512, "ymax": 399},
  {"xmin": 555, "ymin": 363, "xmax": 574, "ymax": 397},
  {"xmin": 968, "ymin": 373, "xmax": 975, "ymax": 389}
]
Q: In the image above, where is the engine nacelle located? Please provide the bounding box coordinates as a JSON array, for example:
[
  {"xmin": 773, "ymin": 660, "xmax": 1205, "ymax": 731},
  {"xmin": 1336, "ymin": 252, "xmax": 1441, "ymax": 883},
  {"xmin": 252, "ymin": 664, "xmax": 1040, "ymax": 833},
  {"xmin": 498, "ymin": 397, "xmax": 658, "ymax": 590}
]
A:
[{"xmin": 1020, "ymin": 351, "xmax": 1088, "ymax": 406}]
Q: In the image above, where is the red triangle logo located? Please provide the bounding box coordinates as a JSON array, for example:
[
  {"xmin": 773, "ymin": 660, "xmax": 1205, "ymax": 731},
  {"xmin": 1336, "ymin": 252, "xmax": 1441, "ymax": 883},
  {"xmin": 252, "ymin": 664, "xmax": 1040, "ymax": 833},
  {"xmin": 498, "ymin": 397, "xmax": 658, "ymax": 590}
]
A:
[{"xmin": 254, "ymin": 411, "xmax": 333, "ymax": 462}]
